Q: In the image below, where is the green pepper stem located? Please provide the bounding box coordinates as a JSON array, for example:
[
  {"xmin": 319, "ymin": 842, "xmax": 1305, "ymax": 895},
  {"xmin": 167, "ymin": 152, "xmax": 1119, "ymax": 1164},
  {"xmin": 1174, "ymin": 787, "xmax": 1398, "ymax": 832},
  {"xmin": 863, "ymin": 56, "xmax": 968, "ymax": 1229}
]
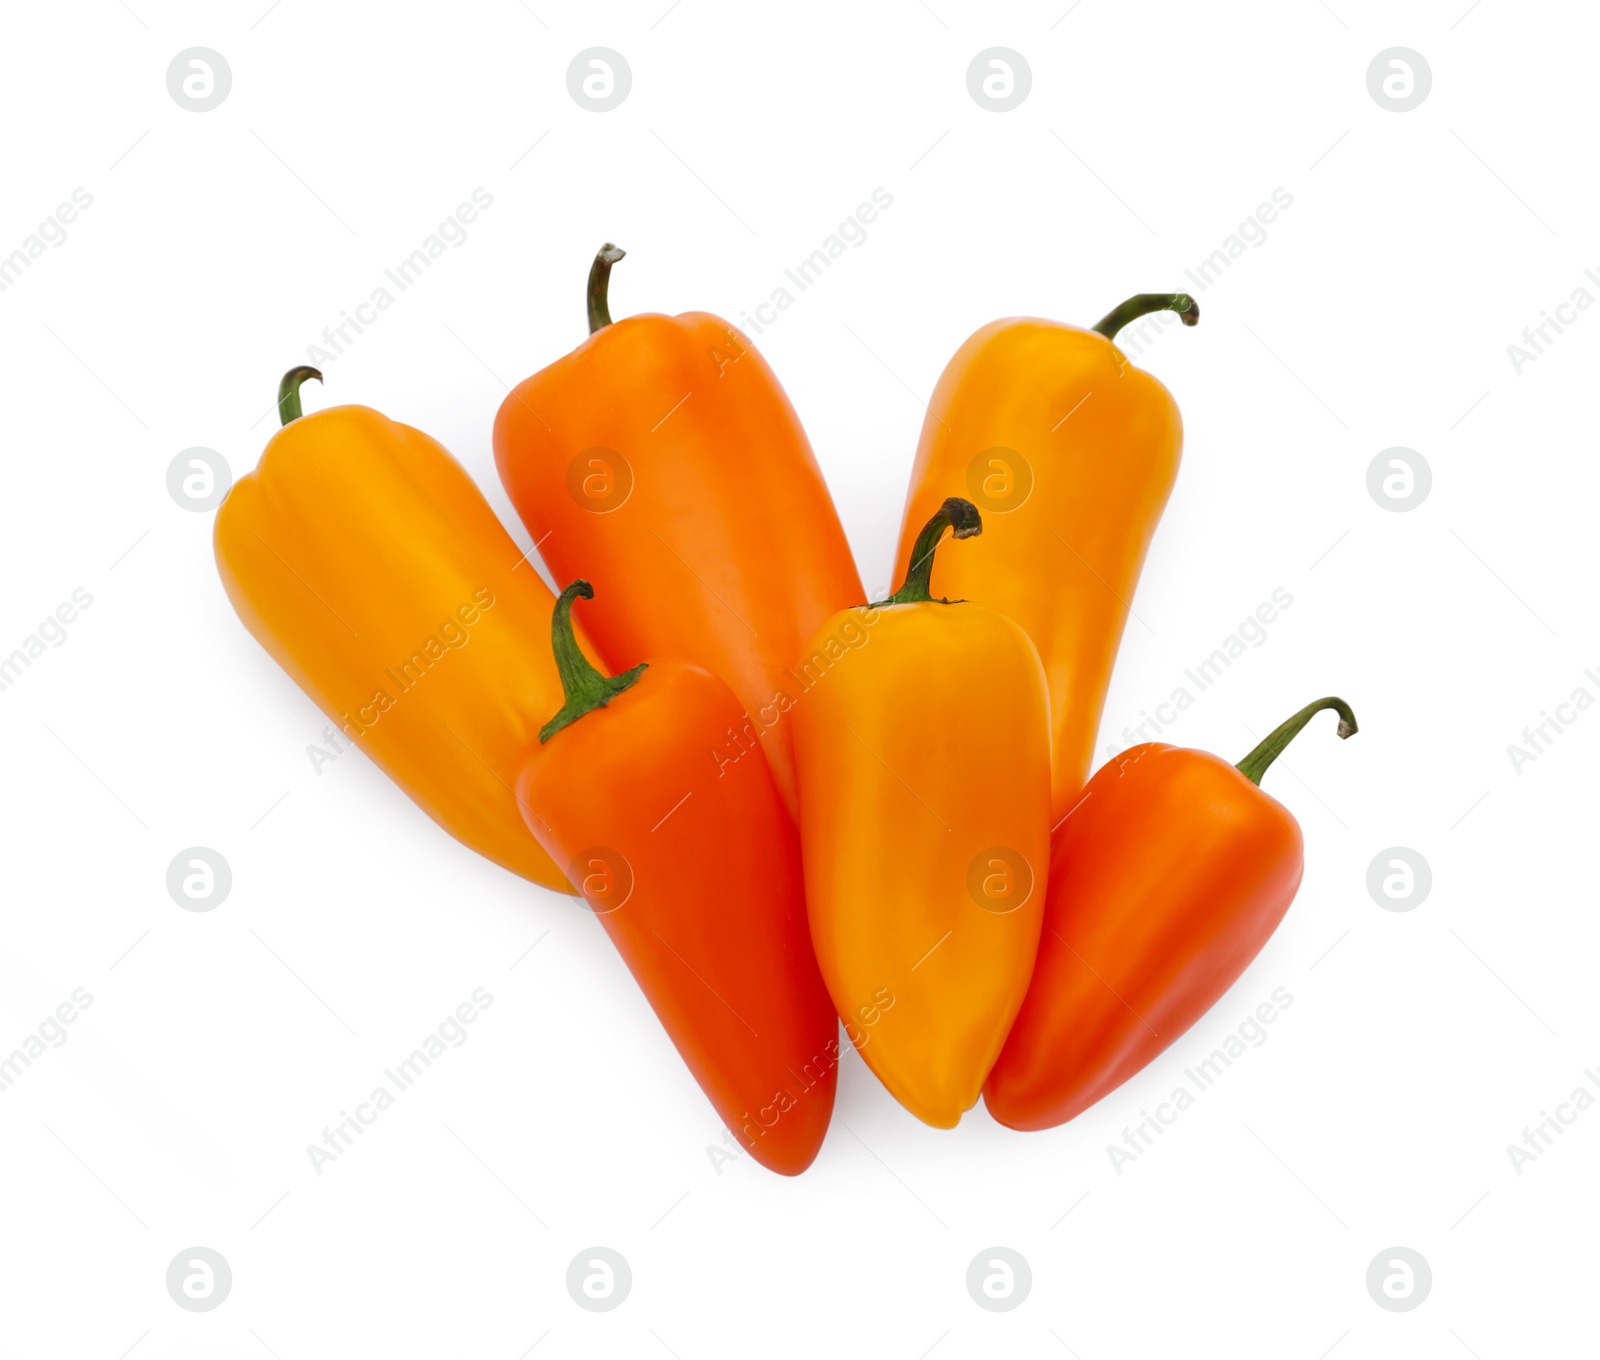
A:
[
  {"xmin": 278, "ymin": 366, "xmax": 323, "ymax": 426},
  {"xmin": 1092, "ymin": 294, "xmax": 1200, "ymax": 342},
  {"xmin": 875, "ymin": 497, "xmax": 982, "ymax": 606},
  {"xmin": 587, "ymin": 243, "xmax": 627, "ymax": 334},
  {"xmin": 539, "ymin": 580, "xmax": 647, "ymax": 742},
  {"xmin": 1236, "ymin": 697, "xmax": 1357, "ymax": 787}
]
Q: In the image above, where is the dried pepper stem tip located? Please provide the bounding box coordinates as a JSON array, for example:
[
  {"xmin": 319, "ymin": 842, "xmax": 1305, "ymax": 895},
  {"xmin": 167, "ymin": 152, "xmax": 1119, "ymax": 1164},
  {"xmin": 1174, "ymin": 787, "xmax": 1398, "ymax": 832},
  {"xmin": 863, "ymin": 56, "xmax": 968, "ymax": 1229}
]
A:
[
  {"xmin": 587, "ymin": 243, "xmax": 628, "ymax": 334},
  {"xmin": 1236, "ymin": 696, "xmax": 1357, "ymax": 787},
  {"xmin": 877, "ymin": 497, "xmax": 982, "ymax": 606},
  {"xmin": 1092, "ymin": 294, "xmax": 1200, "ymax": 342}
]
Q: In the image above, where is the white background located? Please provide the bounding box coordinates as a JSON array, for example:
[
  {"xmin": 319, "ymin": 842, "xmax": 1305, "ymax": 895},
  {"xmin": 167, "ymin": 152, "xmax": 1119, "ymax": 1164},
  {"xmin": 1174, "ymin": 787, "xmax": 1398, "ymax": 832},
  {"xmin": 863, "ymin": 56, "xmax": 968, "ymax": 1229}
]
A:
[{"xmin": 1, "ymin": 1, "xmax": 1594, "ymax": 1355}]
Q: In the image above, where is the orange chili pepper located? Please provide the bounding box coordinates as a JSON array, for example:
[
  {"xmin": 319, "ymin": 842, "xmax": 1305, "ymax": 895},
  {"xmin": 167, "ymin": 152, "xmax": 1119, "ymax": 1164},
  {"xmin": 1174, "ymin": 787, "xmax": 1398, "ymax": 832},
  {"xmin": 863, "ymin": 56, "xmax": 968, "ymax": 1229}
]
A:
[
  {"xmin": 794, "ymin": 498, "xmax": 1051, "ymax": 1128},
  {"xmin": 893, "ymin": 294, "xmax": 1198, "ymax": 822},
  {"xmin": 516, "ymin": 582, "xmax": 839, "ymax": 1174},
  {"xmin": 984, "ymin": 697, "xmax": 1357, "ymax": 1131},
  {"xmin": 493, "ymin": 244, "xmax": 865, "ymax": 820},
  {"xmin": 214, "ymin": 367, "xmax": 589, "ymax": 893}
]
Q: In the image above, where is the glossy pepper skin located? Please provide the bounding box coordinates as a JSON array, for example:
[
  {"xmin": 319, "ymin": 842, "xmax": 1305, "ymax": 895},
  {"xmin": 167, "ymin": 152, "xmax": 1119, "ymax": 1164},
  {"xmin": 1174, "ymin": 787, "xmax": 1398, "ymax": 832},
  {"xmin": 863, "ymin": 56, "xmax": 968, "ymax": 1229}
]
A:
[
  {"xmin": 214, "ymin": 368, "xmax": 589, "ymax": 894},
  {"xmin": 493, "ymin": 244, "xmax": 865, "ymax": 821},
  {"xmin": 793, "ymin": 498, "xmax": 1050, "ymax": 1128},
  {"xmin": 516, "ymin": 582, "xmax": 839, "ymax": 1175},
  {"xmin": 893, "ymin": 295, "xmax": 1199, "ymax": 823},
  {"xmin": 984, "ymin": 697, "xmax": 1358, "ymax": 1131}
]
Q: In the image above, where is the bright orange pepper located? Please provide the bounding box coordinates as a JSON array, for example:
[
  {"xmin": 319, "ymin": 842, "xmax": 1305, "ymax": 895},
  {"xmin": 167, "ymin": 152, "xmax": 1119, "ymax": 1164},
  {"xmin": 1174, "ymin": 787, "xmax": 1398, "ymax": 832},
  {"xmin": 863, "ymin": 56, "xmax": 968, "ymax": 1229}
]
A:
[
  {"xmin": 213, "ymin": 368, "xmax": 589, "ymax": 893},
  {"xmin": 984, "ymin": 698, "xmax": 1357, "ymax": 1131},
  {"xmin": 794, "ymin": 498, "xmax": 1051, "ymax": 1128},
  {"xmin": 893, "ymin": 294, "xmax": 1199, "ymax": 822},
  {"xmin": 493, "ymin": 244, "xmax": 865, "ymax": 821},
  {"xmin": 516, "ymin": 582, "xmax": 839, "ymax": 1175}
]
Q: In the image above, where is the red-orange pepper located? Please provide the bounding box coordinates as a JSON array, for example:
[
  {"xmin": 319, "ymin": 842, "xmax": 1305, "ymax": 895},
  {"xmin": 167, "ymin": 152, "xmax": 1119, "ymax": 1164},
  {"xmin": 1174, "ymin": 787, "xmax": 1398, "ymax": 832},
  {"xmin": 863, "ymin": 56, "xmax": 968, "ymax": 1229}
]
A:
[
  {"xmin": 516, "ymin": 582, "xmax": 839, "ymax": 1174},
  {"xmin": 984, "ymin": 697, "xmax": 1357, "ymax": 1131}
]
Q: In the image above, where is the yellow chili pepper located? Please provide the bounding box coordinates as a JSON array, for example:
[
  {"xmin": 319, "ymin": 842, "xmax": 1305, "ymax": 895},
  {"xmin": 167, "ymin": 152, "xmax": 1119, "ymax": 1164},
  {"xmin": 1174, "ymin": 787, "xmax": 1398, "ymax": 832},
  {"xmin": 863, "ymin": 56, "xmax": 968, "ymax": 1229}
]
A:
[
  {"xmin": 793, "ymin": 497, "xmax": 1051, "ymax": 1128},
  {"xmin": 893, "ymin": 294, "xmax": 1198, "ymax": 821},
  {"xmin": 213, "ymin": 367, "xmax": 589, "ymax": 893}
]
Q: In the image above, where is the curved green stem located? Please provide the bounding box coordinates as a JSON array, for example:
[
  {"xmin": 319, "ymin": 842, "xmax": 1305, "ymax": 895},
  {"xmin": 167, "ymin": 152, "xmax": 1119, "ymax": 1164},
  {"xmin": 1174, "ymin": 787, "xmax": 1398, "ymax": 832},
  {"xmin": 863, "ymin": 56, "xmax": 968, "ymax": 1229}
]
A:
[
  {"xmin": 875, "ymin": 497, "xmax": 982, "ymax": 606},
  {"xmin": 539, "ymin": 580, "xmax": 647, "ymax": 742},
  {"xmin": 1092, "ymin": 293, "xmax": 1199, "ymax": 342},
  {"xmin": 587, "ymin": 243, "xmax": 627, "ymax": 334},
  {"xmin": 1236, "ymin": 697, "xmax": 1357, "ymax": 787},
  {"xmin": 278, "ymin": 366, "xmax": 323, "ymax": 426}
]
